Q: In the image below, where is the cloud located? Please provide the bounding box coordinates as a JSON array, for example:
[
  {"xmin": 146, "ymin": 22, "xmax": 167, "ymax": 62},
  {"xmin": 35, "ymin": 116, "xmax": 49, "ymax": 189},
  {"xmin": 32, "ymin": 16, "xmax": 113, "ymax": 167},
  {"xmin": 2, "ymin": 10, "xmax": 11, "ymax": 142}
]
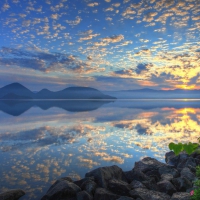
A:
[
  {"xmin": 66, "ymin": 16, "xmax": 82, "ymax": 26},
  {"xmin": 102, "ymin": 34, "xmax": 124, "ymax": 43},
  {"xmin": 0, "ymin": 47, "xmax": 104, "ymax": 74},
  {"xmin": 87, "ymin": 2, "xmax": 99, "ymax": 7},
  {"xmin": 2, "ymin": 3, "xmax": 10, "ymax": 11}
]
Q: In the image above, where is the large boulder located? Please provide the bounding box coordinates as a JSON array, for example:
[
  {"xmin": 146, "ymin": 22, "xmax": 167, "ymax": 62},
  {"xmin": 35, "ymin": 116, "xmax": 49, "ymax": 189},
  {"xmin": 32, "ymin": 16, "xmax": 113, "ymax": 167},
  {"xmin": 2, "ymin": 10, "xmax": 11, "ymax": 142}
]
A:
[
  {"xmin": 145, "ymin": 169, "xmax": 161, "ymax": 182},
  {"xmin": 134, "ymin": 157, "xmax": 166, "ymax": 173},
  {"xmin": 108, "ymin": 179, "xmax": 131, "ymax": 196},
  {"xmin": 160, "ymin": 173, "xmax": 173, "ymax": 181},
  {"xmin": 0, "ymin": 189, "xmax": 25, "ymax": 200},
  {"xmin": 76, "ymin": 191, "xmax": 93, "ymax": 200},
  {"xmin": 116, "ymin": 197, "xmax": 134, "ymax": 200},
  {"xmin": 41, "ymin": 179, "xmax": 81, "ymax": 200},
  {"xmin": 170, "ymin": 192, "xmax": 190, "ymax": 200},
  {"xmin": 141, "ymin": 179, "xmax": 159, "ymax": 191},
  {"xmin": 80, "ymin": 179, "xmax": 97, "ymax": 195},
  {"xmin": 85, "ymin": 165, "xmax": 127, "ymax": 189},
  {"xmin": 157, "ymin": 180, "xmax": 177, "ymax": 195},
  {"xmin": 94, "ymin": 188, "xmax": 120, "ymax": 200},
  {"xmin": 171, "ymin": 177, "xmax": 192, "ymax": 192},
  {"xmin": 177, "ymin": 157, "xmax": 196, "ymax": 171},
  {"xmin": 158, "ymin": 166, "xmax": 179, "ymax": 178},
  {"xmin": 124, "ymin": 169, "xmax": 150, "ymax": 183},
  {"xmin": 129, "ymin": 188, "xmax": 171, "ymax": 200},
  {"xmin": 180, "ymin": 167, "xmax": 196, "ymax": 182},
  {"xmin": 130, "ymin": 180, "xmax": 146, "ymax": 189},
  {"xmin": 74, "ymin": 177, "xmax": 95, "ymax": 188},
  {"xmin": 165, "ymin": 152, "xmax": 189, "ymax": 167}
]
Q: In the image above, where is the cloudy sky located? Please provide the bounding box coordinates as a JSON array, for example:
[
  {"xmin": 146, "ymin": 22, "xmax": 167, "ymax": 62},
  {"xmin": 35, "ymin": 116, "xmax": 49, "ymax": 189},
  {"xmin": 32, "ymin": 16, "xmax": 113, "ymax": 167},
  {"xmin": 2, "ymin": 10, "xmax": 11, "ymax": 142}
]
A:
[{"xmin": 0, "ymin": 0, "xmax": 199, "ymax": 91}]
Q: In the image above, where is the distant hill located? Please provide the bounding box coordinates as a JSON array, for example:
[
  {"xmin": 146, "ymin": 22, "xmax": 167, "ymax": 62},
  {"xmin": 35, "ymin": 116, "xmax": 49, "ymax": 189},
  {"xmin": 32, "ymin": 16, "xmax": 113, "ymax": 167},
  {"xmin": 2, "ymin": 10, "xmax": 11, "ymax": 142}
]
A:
[
  {"xmin": 0, "ymin": 83, "xmax": 116, "ymax": 100},
  {"xmin": 104, "ymin": 88, "xmax": 200, "ymax": 99}
]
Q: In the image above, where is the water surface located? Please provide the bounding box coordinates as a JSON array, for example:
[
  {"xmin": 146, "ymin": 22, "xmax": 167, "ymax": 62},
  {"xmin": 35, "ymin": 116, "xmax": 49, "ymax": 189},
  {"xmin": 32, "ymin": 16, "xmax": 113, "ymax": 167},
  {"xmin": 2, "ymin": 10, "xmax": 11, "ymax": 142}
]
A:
[{"xmin": 0, "ymin": 99, "xmax": 199, "ymax": 199}]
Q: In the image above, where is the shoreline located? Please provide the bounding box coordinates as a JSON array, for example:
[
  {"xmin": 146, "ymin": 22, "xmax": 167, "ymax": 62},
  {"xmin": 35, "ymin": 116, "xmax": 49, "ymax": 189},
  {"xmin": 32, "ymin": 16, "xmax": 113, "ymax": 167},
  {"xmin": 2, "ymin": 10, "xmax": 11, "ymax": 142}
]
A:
[{"xmin": 1, "ymin": 150, "xmax": 199, "ymax": 200}]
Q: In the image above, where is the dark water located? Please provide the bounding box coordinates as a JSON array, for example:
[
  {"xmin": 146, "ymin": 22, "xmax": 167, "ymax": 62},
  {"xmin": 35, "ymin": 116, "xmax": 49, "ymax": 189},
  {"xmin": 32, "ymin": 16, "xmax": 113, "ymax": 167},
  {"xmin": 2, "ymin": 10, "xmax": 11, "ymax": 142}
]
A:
[{"xmin": 0, "ymin": 99, "xmax": 199, "ymax": 199}]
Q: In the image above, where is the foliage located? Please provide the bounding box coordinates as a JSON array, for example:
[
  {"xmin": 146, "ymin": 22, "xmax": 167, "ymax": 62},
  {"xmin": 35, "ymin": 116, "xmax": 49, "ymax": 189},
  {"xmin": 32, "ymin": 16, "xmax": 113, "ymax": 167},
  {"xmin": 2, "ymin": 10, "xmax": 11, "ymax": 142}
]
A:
[
  {"xmin": 169, "ymin": 142, "xmax": 199, "ymax": 156},
  {"xmin": 168, "ymin": 137, "xmax": 200, "ymax": 156},
  {"xmin": 191, "ymin": 189, "xmax": 200, "ymax": 200}
]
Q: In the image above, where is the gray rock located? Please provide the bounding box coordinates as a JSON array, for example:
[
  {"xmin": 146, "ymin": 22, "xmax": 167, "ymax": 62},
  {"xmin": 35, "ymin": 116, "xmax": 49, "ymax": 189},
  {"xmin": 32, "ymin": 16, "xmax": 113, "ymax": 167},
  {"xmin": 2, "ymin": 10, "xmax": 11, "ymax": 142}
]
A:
[
  {"xmin": 141, "ymin": 179, "xmax": 159, "ymax": 191},
  {"xmin": 81, "ymin": 179, "xmax": 97, "ymax": 195},
  {"xmin": 116, "ymin": 196, "xmax": 134, "ymax": 200},
  {"xmin": 129, "ymin": 188, "xmax": 171, "ymax": 200},
  {"xmin": 74, "ymin": 177, "xmax": 95, "ymax": 187},
  {"xmin": 165, "ymin": 151, "xmax": 176, "ymax": 164},
  {"xmin": 41, "ymin": 179, "xmax": 81, "ymax": 200},
  {"xmin": 108, "ymin": 179, "xmax": 131, "ymax": 196},
  {"xmin": 177, "ymin": 157, "xmax": 196, "ymax": 171},
  {"xmin": 157, "ymin": 180, "xmax": 177, "ymax": 195},
  {"xmin": 76, "ymin": 191, "xmax": 93, "ymax": 200},
  {"xmin": 171, "ymin": 177, "xmax": 192, "ymax": 192},
  {"xmin": 85, "ymin": 165, "xmax": 127, "ymax": 189},
  {"xmin": 134, "ymin": 157, "xmax": 166, "ymax": 173},
  {"xmin": 94, "ymin": 188, "xmax": 120, "ymax": 200},
  {"xmin": 165, "ymin": 152, "xmax": 189, "ymax": 167},
  {"xmin": 145, "ymin": 169, "xmax": 160, "ymax": 182},
  {"xmin": 130, "ymin": 180, "xmax": 146, "ymax": 189},
  {"xmin": 124, "ymin": 169, "xmax": 150, "ymax": 183},
  {"xmin": 158, "ymin": 166, "xmax": 179, "ymax": 178},
  {"xmin": 0, "ymin": 189, "xmax": 25, "ymax": 200},
  {"xmin": 160, "ymin": 173, "xmax": 173, "ymax": 181},
  {"xmin": 170, "ymin": 192, "xmax": 190, "ymax": 200},
  {"xmin": 180, "ymin": 167, "xmax": 196, "ymax": 182}
]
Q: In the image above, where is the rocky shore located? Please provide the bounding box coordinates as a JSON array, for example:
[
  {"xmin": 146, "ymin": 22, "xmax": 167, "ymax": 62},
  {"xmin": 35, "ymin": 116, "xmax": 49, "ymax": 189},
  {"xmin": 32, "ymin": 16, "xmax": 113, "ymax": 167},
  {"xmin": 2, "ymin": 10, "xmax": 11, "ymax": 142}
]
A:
[{"xmin": 1, "ymin": 150, "xmax": 200, "ymax": 200}]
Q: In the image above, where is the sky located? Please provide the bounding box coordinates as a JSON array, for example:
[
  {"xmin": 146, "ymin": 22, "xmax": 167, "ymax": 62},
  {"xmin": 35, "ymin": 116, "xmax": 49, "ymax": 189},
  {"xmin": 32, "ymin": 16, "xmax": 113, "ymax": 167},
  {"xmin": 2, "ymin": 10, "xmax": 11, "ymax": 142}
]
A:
[{"xmin": 0, "ymin": 0, "xmax": 199, "ymax": 91}]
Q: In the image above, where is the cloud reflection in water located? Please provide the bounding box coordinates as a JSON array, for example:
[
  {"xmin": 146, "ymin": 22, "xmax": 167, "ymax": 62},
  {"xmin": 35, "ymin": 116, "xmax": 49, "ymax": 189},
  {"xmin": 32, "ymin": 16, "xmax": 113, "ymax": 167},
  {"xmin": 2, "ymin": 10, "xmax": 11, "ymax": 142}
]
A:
[{"xmin": 0, "ymin": 100, "xmax": 199, "ymax": 199}]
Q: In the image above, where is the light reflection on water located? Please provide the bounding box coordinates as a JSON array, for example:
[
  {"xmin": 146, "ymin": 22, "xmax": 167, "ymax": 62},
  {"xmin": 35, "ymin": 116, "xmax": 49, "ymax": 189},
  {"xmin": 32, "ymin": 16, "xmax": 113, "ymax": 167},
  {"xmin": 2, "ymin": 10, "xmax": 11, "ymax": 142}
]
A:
[{"xmin": 0, "ymin": 100, "xmax": 200, "ymax": 200}]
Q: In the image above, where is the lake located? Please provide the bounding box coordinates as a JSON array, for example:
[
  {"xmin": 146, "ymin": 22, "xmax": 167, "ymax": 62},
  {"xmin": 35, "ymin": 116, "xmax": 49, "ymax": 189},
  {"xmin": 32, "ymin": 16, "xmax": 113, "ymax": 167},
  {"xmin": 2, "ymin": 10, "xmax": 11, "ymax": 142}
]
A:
[{"xmin": 0, "ymin": 99, "xmax": 199, "ymax": 199}]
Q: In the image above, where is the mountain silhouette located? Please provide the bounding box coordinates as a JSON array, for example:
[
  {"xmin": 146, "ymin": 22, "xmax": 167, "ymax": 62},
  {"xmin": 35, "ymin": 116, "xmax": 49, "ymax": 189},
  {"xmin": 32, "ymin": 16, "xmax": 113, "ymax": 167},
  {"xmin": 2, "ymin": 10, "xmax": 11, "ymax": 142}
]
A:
[{"xmin": 0, "ymin": 83, "xmax": 116, "ymax": 100}]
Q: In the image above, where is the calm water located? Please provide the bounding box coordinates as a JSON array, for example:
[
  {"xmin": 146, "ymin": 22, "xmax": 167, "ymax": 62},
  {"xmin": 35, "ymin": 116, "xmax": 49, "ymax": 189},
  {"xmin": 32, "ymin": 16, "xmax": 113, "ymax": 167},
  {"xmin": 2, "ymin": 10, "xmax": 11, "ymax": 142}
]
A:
[{"xmin": 0, "ymin": 99, "xmax": 200, "ymax": 199}]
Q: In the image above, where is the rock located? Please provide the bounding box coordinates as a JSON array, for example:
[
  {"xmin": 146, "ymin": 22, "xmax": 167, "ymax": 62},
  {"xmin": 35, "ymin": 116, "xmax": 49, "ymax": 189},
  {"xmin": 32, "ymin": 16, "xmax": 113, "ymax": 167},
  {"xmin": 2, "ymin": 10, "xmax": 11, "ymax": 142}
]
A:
[
  {"xmin": 74, "ymin": 177, "xmax": 95, "ymax": 187},
  {"xmin": 41, "ymin": 179, "xmax": 81, "ymax": 200},
  {"xmin": 76, "ymin": 191, "xmax": 93, "ymax": 200},
  {"xmin": 177, "ymin": 157, "xmax": 196, "ymax": 171},
  {"xmin": 94, "ymin": 188, "xmax": 120, "ymax": 200},
  {"xmin": 145, "ymin": 169, "xmax": 160, "ymax": 182},
  {"xmin": 166, "ymin": 153, "xmax": 189, "ymax": 167},
  {"xmin": 124, "ymin": 169, "xmax": 150, "ymax": 183},
  {"xmin": 0, "ymin": 189, "xmax": 25, "ymax": 200},
  {"xmin": 141, "ymin": 178, "xmax": 159, "ymax": 191},
  {"xmin": 134, "ymin": 157, "xmax": 166, "ymax": 173},
  {"xmin": 157, "ymin": 180, "xmax": 177, "ymax": 195},
  {"xmin": 129, "ymin": 188, "xmax": 171, "ymax": 200},
  {"xmin": 81, "ymin": 179, "xmax": 97, "ymax": 195},
  {"xmin": 130, "ymin": 180, "xmax": 146, "ymax": 189},
  {"xmin": 170, "ymin": 192, "xmax": 190, "ymax": 200},
  {"xmin": 187, "ymin": 165, "xmax": 196, "ymax": 173},
  {"xmin": 85, "ymin": 165, "xmax": 127, "ymax": 189},
  {"xmin": 180, "ymin": 167, "xmax": 196, "ymax": 182},
  {"xmin": 165, "ymin": 151, "xmax": 176, "ymax": 164},
  {"xmin": 108, "ymin": 179, "xmax": 131, "ymax": 196},
  {"xmin": 116, "ymin": 196, "xmax": 134, "ymax": 200},
  {"xmin": 171, "ymin": 177, "xmax": 192, "ymax": 192},
  {"xmin": 160, "ymin": 173, "xmax": 173, "ymax": 181},
  {"xmin": 158, "ymin": 165, "xmax": 179, "ymax": 178}
]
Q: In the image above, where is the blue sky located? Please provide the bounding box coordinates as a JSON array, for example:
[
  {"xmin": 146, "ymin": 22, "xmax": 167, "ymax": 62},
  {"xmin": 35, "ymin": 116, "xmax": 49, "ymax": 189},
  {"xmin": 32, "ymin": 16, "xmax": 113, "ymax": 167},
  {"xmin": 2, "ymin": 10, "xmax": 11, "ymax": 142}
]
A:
[{"xmin": 0, "ymin": 0, "xmax": 199, "ymax": 91}]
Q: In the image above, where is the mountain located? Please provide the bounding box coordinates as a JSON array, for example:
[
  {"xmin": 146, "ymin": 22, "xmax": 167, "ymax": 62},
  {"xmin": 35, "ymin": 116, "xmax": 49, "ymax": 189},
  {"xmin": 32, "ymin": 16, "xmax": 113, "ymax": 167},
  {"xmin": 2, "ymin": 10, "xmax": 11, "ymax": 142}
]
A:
[
  {"xmin": 0, "ymin": 83, "xmax": 116, "ymax": 100},
  {"xmin": 0, "ymin": 83, "xmax": 34, "ymax": 99},
  {"xmin": 104, "ymin": 88, "xmax": 200, "ymax": 99}
]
